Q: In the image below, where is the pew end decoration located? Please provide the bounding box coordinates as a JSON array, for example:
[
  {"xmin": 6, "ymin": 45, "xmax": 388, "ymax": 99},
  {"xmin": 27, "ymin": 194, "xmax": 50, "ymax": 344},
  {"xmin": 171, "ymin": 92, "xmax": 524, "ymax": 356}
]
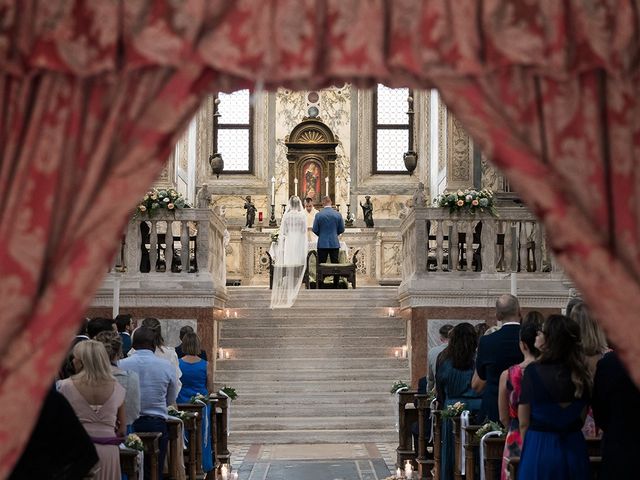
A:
[
  {"xmin": 217, "ymin": 386, "xmax": 238, "ymax": 401},
  {"xmin": 136, "ymin": 188, "xmax": 189, "ymax": 216},
  {"xmin": 475, "ymin": 421, "xmax": 506, "ymax": 439},
  {"xmin": 124, "ymin": 433, "xmax": 144, "ymax": 451},
  {"xmin": 441, "ymin": 401, "xmax": 466, "ymax": 418},
  {"xmin": 434, "ymin": 188, "xmax": 497, "ymax": 216},
  {"xmin": 168, "ymin": 405, "xmax": 188, "ymax": 419},
  {"xmin": 390, "ymin": 380, "xmax": 409, "ymax": 394}
]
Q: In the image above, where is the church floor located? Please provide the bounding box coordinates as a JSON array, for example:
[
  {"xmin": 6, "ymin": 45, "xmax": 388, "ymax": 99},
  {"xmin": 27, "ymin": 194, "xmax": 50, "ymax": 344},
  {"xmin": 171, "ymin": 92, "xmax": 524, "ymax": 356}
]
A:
[{"xmin": 229, "ymin": 443, "xmax": 397, "ymax": 480}]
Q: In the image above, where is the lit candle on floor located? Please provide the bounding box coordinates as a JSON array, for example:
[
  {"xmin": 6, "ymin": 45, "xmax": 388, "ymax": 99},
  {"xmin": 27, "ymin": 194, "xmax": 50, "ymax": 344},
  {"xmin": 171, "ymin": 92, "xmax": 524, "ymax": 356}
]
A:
[
  {"xmin": 219, "ymin": 348, "xmax": 224, "ymax": 359},
  {"xmin": 388, "ymin": 308, "xmax": 395, "ymax": 317},
  {"xmin": 225, "ymin": 351, "xmax": 230, "ymax": 359},
  {"xmin": 231, "ymin": 472, "xmax": 238, "ymax": 480},
  {"xmin": 405, "ymin": 460, "xmax": 413, "ymax": 479},
  {"xmin": 221, "ymin": 464, "xmax": 228, "ymax": 480},
  {"xmin": 402, "ymin": 345, "xmax": 408, "ymax": 358},
  {"xmin": 396, "ymin": 467, "xmax": 402, "ymax": 478},
  {"xmin": 225, "ymin": 309, "xmax": 230, "ymax": 318},
  {"xmin": 234, "ymin": 311, "xmax": 238, "ymax": 318}
]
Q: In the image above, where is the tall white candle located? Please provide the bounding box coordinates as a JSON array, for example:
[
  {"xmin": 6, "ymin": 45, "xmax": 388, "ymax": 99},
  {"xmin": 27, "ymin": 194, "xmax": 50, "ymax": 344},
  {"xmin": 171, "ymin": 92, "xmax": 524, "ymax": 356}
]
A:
[
  {"xmin": 294, "ymin": 177, "xmax": 298, "ymax": 196},
  {"xmin": 112, "ymin": 275, "xmax": 120, "ymax": 318},
  {"xmin": 347, "ymin": 176, "xmax": 351, "ymax": 205},
  {"xmin": 396, "ymin": 467, "xmax": 402, "ymax": 478},
  {"xmin": 405, "ymin": 460, "xmax": 413, "ymax": 479},
  {"xmin": 325, "ymin": 176, "xmax": 329, "ymax": 197},
  {"xmin": 510, "ymin": 272, "xmax": 517, "ymax": 296},
  {"xmin": 402, "ymin": 345, "xmax": 408, "ymax": 359},
  {"xmin": 271, "ymin": 176, "xmax": 275, "ymax": 204},
  {"xmin": 218, "ymin": 348, "xmax": 224, "ymax": 359},
  {"xmin": 336, "ymin": 178, "xmax": 340, "ymax": 203},
  {"xmin": 221, "ymin": 464, "xmax": 228, "ymax": 480}
]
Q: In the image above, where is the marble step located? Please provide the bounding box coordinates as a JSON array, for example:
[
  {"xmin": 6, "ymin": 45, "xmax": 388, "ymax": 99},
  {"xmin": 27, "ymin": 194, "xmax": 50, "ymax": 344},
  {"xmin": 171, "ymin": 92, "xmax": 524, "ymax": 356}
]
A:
[
  {"xmin": 231, "ymin": 402, "xmax": 395, "ymax": 417},
  {"xmin": 227, "ymin": 391, "xmax": 394, "ymax": 406},
  {"xmin": 233, "ymin": 415, "xmax": 394, "ymax": 431},
  {"xmin": 219, "ymin": 315, "xmax": 404, "ymax": 327},
  {"xmin": 219, "ymin": 336, "xmax": 405, "ymax": 348},
  {"xmin": 215, "ymin": 368, "xmax": 407, "ymax": 382},
  {"xmin": 220, "ymin": 326, "xmax": 404, "ymax": 338},
  {"xmin": 216, "ymin": 346, "xmax": 400, "ymax": 359},
  {"xmin": 216, "ymin": 357, "xmax": 408, "ymax": 370},
  {"xmin": 215, "ymin": 379, "xmax": 393, "ymax": 394},
  {"xmin": 228, "ymin": 428, "xmax": 397, "ymax": 444}
]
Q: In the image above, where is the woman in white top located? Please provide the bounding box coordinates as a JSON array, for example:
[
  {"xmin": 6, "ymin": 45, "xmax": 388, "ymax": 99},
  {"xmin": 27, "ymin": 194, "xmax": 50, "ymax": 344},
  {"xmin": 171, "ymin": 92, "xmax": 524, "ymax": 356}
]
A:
[{"xmin": 270, "ymin": 196, "xmax": 308, "ymax": 309}]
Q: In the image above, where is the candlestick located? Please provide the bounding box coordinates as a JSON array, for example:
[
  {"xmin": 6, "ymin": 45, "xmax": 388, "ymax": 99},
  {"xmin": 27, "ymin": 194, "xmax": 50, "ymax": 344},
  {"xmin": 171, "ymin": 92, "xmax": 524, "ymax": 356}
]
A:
[
  {"xmin": 225, "ymin": 351, "xmax": 230, "ymax": 359},
  {"xmin": 325, "ymin": 176, "xmax": 329, "ymax": 197},
  {"xmin": 405, "ymin": 460, "xmax": 413, "ymax": 479},
  {"xmin": 396, "ymin": 467, "xmax": 402, "ymax": 478},
  {"xmin": 269, "ymin": 203, "xmax": 277, "ymax": 227},
  {"xmin": 271, "ymin": 176, "xmax": 275, "ymax": 204},
  {"xmin": 345, "ymin": 203, "xmax": 354, "ymax": 227},
  {"xmin": 336, "ymin": 178, "xmax": 340, "ymax": 203},
  {"xmin": 221, "ymin": 464, "xmax": 228, "ymax": 480},
  {"xmin": 218, "ymin": 348, "xmax": 224, "ymax": 359},
  {"xmin": 395, "ymin": 350, "xmax": 399, "ymax": 359},
  {"xmin": 294, "ymin": 177, "xmax": 298, "ymax": 196},
  {"xmin": 347, "ymin": 176, "xmax": 351, "ymax": 206},
  {"xmin": 225, "ymin": 309, "xmax": 230, "ymax": 318},
  {"xmin": 402, "ymin": 345, "xmax": 408, "ymax": 359}
]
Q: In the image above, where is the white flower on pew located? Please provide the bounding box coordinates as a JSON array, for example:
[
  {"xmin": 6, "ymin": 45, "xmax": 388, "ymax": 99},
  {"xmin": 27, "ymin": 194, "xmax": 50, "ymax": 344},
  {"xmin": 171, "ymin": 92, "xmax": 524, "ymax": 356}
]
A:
[{"xmin": 124, "ymin": 433, "xmax": 144, "ymax": 451}]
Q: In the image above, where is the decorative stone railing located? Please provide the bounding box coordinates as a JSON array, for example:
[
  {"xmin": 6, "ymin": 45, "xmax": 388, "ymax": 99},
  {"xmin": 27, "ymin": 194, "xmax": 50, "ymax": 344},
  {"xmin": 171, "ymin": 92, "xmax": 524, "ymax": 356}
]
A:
[
  {"xmin": 113, "ymin": 208, "xmax": 226, "ymax": 286},
  {"xmin": 400, "ymin": 206, "xmax": 560, "ymax": 278}
]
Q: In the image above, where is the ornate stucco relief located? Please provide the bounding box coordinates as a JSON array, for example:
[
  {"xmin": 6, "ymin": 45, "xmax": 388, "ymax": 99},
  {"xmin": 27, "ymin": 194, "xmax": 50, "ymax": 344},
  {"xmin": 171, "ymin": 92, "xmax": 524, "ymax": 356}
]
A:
[{"xmin": 446, "ymin": 112, "xmax": 473, "ymax": 189}]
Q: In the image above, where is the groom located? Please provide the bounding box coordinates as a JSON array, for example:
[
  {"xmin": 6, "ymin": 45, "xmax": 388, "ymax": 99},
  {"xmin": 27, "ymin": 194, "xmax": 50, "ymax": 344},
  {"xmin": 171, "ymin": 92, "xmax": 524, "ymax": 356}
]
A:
[{"xmin": 312, "ymin": 196, "xmax": 345, "ymax": 287}]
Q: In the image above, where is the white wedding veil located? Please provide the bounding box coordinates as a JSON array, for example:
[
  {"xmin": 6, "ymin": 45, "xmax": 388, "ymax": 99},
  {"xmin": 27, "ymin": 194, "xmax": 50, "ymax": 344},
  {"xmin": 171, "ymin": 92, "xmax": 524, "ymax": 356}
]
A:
[{"xmin": 270, "ymin": 196, "xmax": 308, "ymax": 308}]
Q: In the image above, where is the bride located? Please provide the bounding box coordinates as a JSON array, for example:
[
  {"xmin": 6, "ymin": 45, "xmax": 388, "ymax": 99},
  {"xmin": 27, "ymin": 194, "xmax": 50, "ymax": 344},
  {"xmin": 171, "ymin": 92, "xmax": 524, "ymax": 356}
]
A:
[{"xmin": 270, "ymin": 196, "xmax": 308, "ymax": 308}]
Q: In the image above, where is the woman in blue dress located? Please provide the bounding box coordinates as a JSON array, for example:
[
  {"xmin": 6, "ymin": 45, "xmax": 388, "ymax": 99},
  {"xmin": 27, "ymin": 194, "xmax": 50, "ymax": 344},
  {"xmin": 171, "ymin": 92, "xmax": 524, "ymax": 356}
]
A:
[
  {"xmin": 518, "ymin": 314, "xmax": 591, "ymax": 480},
  {"xmin": 435, "ymin": 323, "xmax": 482, "ymax": 480},
  {"xmin": 177, "ymin": 332, "xmax": 213, "ymax": 473}
]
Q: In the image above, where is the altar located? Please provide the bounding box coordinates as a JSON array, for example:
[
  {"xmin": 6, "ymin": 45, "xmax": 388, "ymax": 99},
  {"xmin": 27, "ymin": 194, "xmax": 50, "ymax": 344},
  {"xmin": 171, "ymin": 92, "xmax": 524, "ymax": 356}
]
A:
[{"xmin": 226, "ymin": 226, "xmax": 403, "ymax": 287}]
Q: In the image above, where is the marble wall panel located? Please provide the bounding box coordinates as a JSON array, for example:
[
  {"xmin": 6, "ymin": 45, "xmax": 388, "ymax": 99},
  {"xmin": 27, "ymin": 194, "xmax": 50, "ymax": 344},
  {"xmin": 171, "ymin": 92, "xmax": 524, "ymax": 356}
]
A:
[
  {"xmin": 355, "ymin": 195, "xmax": 412, "ymax": 220},
  {"xmin": 159, "ymin": 318, "xmax": 197, "ymax": 348}
]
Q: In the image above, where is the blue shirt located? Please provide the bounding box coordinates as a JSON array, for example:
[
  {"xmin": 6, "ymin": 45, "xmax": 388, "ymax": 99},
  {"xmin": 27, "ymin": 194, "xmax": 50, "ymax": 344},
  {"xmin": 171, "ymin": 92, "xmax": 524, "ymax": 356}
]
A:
[{"xmin": 119, "ymin": 350, "xmax": 178, "ymax": 419}]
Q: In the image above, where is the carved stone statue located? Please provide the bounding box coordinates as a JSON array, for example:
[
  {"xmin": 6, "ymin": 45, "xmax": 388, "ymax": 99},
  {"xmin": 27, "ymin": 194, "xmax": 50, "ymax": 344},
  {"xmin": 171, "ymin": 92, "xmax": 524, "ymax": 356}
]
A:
[
  {"xmin": 360, "ymin": 195, "xmax": 374, "ymax": 228},
  {"xmin": 244, "ymin": 195, "xmax": 257, "ymax": 228},
  {"xmin": 196, "ymin": 184, "xmax": 211, "ymax": 208},
  {"xmin": 412, "ymin": 182, "xmax": 426, "ymax": 208}
]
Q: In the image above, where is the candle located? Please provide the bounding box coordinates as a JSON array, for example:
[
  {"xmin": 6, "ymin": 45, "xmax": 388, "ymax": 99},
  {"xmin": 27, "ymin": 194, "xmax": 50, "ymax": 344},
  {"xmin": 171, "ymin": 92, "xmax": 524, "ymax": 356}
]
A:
[
  {"xmin": 346, "ymin": 176, "xmax": 351, "ymax": 205},
  {"xmin": 219, "ymin": 348, "xmax": 224, "ymax": 359},
  {"xmin": 221, "ymin": 464, "xmax": 228, "ymax": 480},
  {"xmin": 225, "ymin": 309, "xmax": 230, "ymax": 318},
  {"xmin": 395, "ymin": 350, "xmax": 399, "ymax": 359},
  {"xmin": 231, "ymin": 473, "xmax": 238, "ymax": 480},
  {"xmin": 402, "ymin": 345, "xmax": 408, "ymax": 359},
  {"xmin": 405, "ymin": 460, "xmax": 413, "ymax": 479},
  {"xmin": 234, "ymin": 312, "xmax": 238, "ymax": 318},
  {"xmin": 388, "ymin": 308, "xmax": 395, "ymax": 317},
  {"xmin": 325, "ymin": 176, "xmax": 329, "ymax": 197},
  {"xmin": 225, "ymin": 351, "xmax": 230, "ymax": 359},
  {"xmin": 271, "ymin": 177, "xmax": 276, "ymax": 204},
  {"xmin": 336, "ymin": 178, "xmax": 340, "ymax": 202},
  {"xmin": 396, "ymin": 467, "xmax": 402, "ymax": 478},
  {"xmin": 510, "ymin": 272, "xmax": 517, "ymax": 296},
  {"xmin": 294, "ymin": 177, "xmax": 298, "ymax": 196},
  {"xmin": 112, "ymin": 275, "xmax": 120, "ymax": 318}
]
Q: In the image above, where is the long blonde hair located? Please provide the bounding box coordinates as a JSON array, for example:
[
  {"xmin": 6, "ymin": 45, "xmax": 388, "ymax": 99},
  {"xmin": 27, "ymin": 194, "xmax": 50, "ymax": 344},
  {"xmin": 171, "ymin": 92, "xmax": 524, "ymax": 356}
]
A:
[
  {"xmin": 72, "ymin": 340, "xmax": 115, "ymax": 385},
  {"xmin": 570, "ymin": 302, "xmax": 607, "ymax": 357}
]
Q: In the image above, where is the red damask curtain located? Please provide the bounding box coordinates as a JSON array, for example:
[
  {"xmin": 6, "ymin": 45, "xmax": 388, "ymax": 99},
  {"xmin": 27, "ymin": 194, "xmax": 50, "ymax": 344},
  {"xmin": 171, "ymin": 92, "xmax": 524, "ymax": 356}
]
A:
[{"xmin": 1, "ymin": 0, "xmax": 639, "ymax": 475}]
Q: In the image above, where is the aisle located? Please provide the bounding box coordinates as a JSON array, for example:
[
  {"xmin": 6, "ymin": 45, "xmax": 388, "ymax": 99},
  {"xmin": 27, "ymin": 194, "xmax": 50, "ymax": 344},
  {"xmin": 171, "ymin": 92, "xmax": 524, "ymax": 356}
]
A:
[{"xmin": 230, "ymin": 443, "xmax": 396, "ymax": 480}]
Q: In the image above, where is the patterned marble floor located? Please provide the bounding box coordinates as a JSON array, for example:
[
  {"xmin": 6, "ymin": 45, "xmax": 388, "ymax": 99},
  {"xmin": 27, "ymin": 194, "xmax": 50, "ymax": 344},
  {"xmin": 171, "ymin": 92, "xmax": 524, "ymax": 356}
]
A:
[{"xmin": 228, "ymin": 443, "xmax": 397, "ymax": 480}]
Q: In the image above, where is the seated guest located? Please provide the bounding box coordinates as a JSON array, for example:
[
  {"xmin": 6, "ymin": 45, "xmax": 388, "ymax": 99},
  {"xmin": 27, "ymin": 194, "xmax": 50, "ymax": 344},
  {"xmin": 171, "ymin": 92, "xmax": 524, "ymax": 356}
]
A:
[
  {"xmin": 120, "ymin": 326, "xmax": 178, "ymax": 480},
  {"xmin": 130, "ymin": 318, "xmax": 182, "ymax": 391},
  {"xmin": 87, "ymin": 317, "xmax": 115, "ymax": 339},
  {"xmin": 592, "ymin": 350, "xmax": 640, "ymax": 480},
  {"xmin": 518, "ymin": 315, "xmax": 591, "ymax": 480},
  {"xmin": 175, "ymin": 325, "xmax": 207, "ymax": 360},
  {"xmin": 472, "ymin": 294, "xmax": 524, "ymax": 422},
  {"xmin": 436, "ymin": 323, "xmax": 481, "ymax": 480},
  {"xmin": 427, "ymin": 324, "xmax": 453, "ymax": 392},
  {"xmin": 115, "ymin": 314, "xmax": 133, "ymax": 356},
  {"xmin": 498, "ymin": 315, "xmax": 541, "ymax": 480},
  {"xmin": 59, "ymin": 341, "xmax": 126, "ymax": 480},
  {"xmin": 95, "ymin": 331, "xmax": 141, "ymax": 429},
  {"xmin": 177, "ymin": 332, "xmax": 213, "ymax": 473},
  {"xmin": 10, "ymin": 385, "xmax": 99, "ymax": 479}
]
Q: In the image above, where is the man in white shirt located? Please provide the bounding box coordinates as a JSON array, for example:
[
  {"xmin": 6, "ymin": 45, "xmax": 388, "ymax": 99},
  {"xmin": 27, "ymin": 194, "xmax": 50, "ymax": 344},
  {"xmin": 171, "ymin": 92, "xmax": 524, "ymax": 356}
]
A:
[
  {"xmin": 305, "ymin": 197, "xmax": 317, "ymax": 242},
  {"xmin": 120, "ymin": 326, "xmax": 178, "ymax": 480}
]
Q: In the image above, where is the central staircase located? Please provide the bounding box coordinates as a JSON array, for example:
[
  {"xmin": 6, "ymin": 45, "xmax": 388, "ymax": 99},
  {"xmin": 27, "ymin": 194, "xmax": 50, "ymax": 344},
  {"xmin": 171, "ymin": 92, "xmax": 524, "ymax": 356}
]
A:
[{"xmin": 216, "ymin": 286, "xmax": 407, "ymax": 444}]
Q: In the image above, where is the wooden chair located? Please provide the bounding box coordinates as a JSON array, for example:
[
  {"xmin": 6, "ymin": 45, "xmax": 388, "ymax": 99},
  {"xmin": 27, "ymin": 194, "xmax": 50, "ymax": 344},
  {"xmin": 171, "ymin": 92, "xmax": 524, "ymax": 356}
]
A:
[
  {"xmin": 313, "ymin": 249, "xmax": 359, "ymax": 289},
  {"xmin": 119, "ymin": 447, "xmax": 140, "ymax": 478},
  {"xmin": 414, "ymin": 394, "xmax": 434, "ymax": 479},
  {"xmin": 178, "ymin": 403, "xmax": 206, "ymax": 479},
  {"xmin": 396, "ymin": 390, "xmax": 418, "ymax": 468},
  {"xmin": 137, "ymin": 432, "xmax": 162, "ymax": 480}
]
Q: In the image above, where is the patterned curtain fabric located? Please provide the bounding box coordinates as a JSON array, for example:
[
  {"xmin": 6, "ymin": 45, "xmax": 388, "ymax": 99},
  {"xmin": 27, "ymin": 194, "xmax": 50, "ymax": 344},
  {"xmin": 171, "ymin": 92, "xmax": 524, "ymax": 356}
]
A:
[{"xmin": 1, "ymin": 0, "xmax": 639, "ymax": 474}]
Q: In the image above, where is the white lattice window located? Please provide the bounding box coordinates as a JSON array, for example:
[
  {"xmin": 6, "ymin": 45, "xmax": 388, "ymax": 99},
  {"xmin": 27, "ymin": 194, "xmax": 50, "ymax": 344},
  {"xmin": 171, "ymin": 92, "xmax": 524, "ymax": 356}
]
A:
[
  {"xmin": 373, "ymin": 84, "xmax": 411, "ymax": 173},
  {"xmin": 214, "ymin": 90, "xmax": 253, "ymax": 173}
]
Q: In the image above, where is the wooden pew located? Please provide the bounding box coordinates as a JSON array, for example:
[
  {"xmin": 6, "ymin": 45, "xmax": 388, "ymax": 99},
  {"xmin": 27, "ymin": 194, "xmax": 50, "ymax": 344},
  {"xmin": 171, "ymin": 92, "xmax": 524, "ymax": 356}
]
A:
[
  {"xmin": 451, "ymin": 416, "xmax": 463, "ymax": 480},
  {"xmin": 483, "ymin": 437, "xmax": 505, "ymax": 480},
  {"xmin": 211, "ymin": 394, "xmax": 231, "ymax": 466},
  {"xmin": 432, "ymin": 411, "xmax": 442, "ymax": 480},
  {"xmin": 120, "ymin": 447, "xmax": 140, "ymax": 478},
  {"xmin": 166, "ymin": 416, "xmax": 183, "ymax": 480},
  {"xmin": 181, "ymin": 412, "xmax": 199, "ymax": 480},
  {"xmin": 396, "ymin": 390, "xmax": 418, "ymax": 468},
  {"xmin": 414, "ymin": 393, "xmax": 434, "ymax": 479},
  {"xmin": 463, "ymin": 424, "xmax": 482, "ymax": 480},
  {"xmin": 179, "ymin": 403, "xmax": 206, "ymax": 478},
  {"xmin": 137, "ymin": 432, "xmax": 162, "ymax": 480}
]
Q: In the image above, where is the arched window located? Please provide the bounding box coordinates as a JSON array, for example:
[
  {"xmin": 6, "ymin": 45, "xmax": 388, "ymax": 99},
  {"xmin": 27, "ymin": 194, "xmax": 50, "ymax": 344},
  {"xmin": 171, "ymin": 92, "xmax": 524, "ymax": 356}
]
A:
[
  {"xmin": 373, "ymin": 84, "xmax": 412, "ymax": 173},
  {"xmin": 213, "ymin": 89, "xmax": 253, "ymax": 173}
]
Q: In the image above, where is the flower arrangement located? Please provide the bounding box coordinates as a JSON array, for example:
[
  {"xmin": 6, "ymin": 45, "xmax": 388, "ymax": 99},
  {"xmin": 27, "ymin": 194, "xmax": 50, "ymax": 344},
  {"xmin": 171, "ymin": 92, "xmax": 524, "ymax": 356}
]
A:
[
  {"xmin": 441, "ymin": 401, "xmax": 466, "ymax": 418},
  {"xmin": 475, "ymin": 420, "xmax": 506, "ymax": 438},
  {"xmin": 218, "ymin": 386, "xmax": 238, "ymax": 401},
  {"xmin": 168, "ymin": 406, "xmax": 187, "ymax": 419},
  {"xmin": 124, "ymin": 433, "xmax": 144, "ymax": 451},
  {"xmin": 390, "ymin": 380, "xmax": 409, "ymax": 395},
  {"xmin": 136, "ymin": 188, "xmax": 189, "ymax": 215},
  {"xmin": 434, "ymin": 188, "xmax": 497, "ymax": 216},
  {"xmin": 190, "ymin": 393, "xmax": 208, "ymax": 404}
]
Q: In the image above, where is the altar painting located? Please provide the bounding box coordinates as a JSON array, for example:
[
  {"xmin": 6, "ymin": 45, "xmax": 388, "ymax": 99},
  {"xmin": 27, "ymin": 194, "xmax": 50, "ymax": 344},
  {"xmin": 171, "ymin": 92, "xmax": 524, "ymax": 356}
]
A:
[{"xmin": 301, "ymin": 160, "xmax": 322, "ymax": 203}]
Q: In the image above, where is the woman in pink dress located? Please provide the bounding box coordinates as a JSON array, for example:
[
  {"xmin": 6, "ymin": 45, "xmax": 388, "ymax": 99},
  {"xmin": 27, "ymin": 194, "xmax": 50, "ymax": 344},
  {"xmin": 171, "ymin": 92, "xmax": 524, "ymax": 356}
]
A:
[
  {"xmin": 498, "ymin": 313, "xmax": 542, "ymax": 480},
  {"xmin": 59, "ymin": 340, "xmax": 126, "ymax": 480}
]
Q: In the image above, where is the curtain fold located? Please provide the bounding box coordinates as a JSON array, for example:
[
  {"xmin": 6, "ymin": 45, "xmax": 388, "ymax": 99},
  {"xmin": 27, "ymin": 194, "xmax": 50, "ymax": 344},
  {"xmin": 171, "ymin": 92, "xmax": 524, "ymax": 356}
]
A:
[{"xmin": 1, "ymin": 0, "xmax": 640, "ymax": 475}]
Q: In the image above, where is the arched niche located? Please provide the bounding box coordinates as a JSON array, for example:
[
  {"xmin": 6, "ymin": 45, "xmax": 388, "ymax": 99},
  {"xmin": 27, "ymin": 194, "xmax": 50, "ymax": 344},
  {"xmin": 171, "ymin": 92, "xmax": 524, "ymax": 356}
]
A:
[{"xmin": 285, "ymin": 118, "xmax": 338, "ymax": 206}]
